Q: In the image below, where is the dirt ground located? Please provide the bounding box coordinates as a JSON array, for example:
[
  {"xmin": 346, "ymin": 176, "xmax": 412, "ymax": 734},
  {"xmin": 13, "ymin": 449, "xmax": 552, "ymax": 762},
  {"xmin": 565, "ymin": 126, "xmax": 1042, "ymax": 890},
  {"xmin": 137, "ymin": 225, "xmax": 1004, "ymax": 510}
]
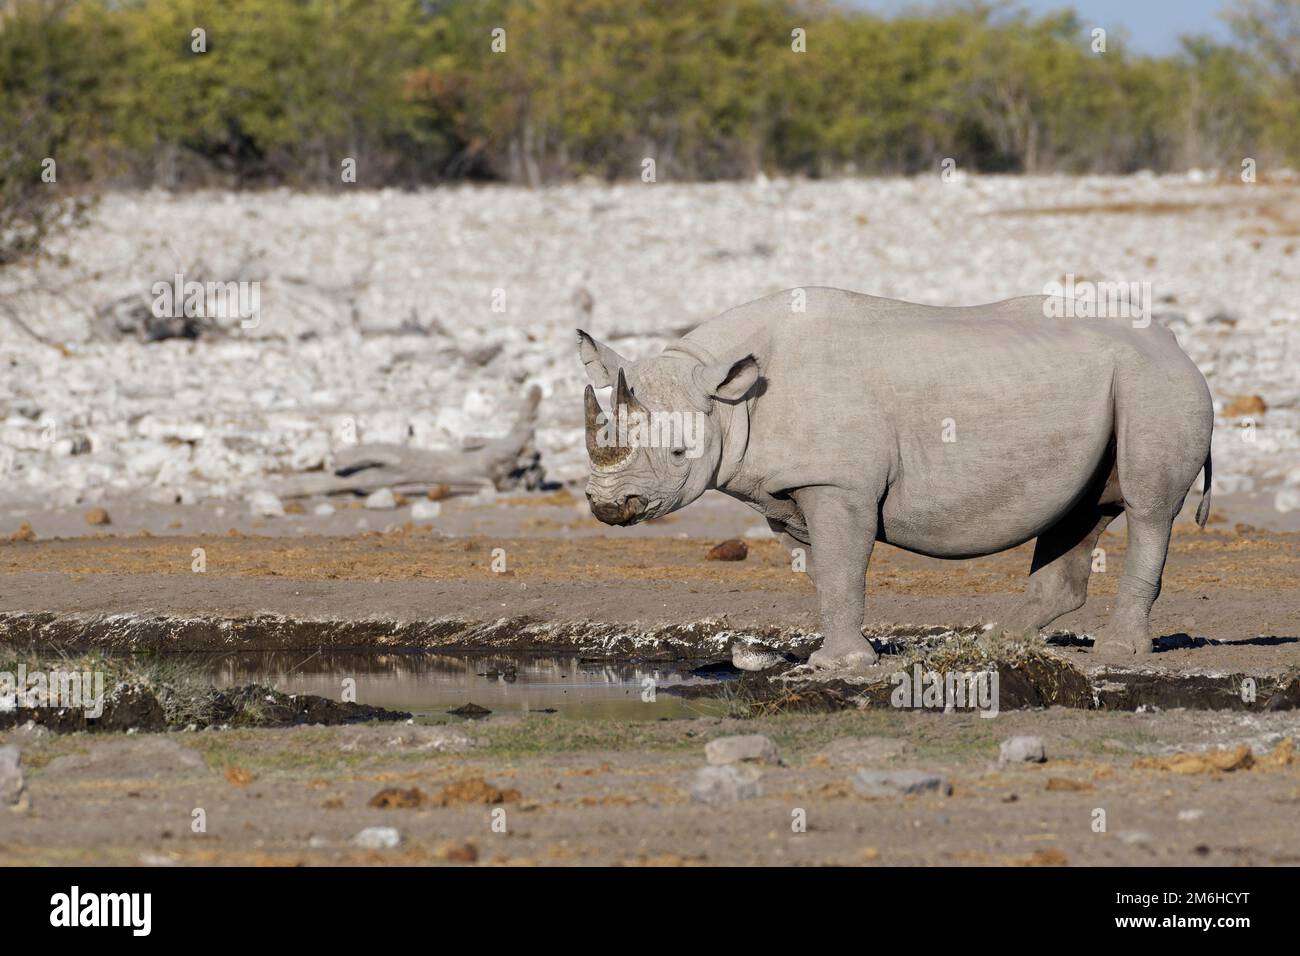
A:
[
  {"xmin": 3, "ymin": 707, "xmax": 1298, "ymax": 866},
  {"xmin": 1, "ymin": 491, "xmax": 1297, "ymax": 866}
]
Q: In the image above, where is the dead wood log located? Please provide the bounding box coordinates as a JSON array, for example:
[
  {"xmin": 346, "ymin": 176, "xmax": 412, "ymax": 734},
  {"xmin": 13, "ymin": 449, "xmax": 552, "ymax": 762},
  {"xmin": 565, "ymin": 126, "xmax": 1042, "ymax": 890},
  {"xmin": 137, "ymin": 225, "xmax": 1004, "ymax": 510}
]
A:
[{"xmin": 279, "ymin": 385, "xmax": 545, "ymax": 498}]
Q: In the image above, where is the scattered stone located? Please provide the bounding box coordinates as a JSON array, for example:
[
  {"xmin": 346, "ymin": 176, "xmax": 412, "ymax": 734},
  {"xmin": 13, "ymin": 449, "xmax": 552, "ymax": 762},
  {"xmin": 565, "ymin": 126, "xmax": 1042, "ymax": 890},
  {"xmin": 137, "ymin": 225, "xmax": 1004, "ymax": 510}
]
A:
[
  {"xmin": 689, "ymin": 764, "xmax": 763, "ymax": 803},
  {"xmin": 1177, "ymin": 809, "xmax": 1205, "ymax": 822},
  {"xmin": 84, "ymin": 508, "xmax": 112, "ymax": 526},
  {"xmin": 313, "ymin": 502, "xmax": 336, "ymax": 516},
  {"xmin": 705, "ymin": 734, "xmax": 781, "ymax": 766},
  {"xmin": 431, "ymin": 777, "xmax": 520, "ymax": 807},
  {"xmin": 1117, "ymin": 830, "xmax": 1154, "ymax": 847},
  {"xmin": 1222, "ymin": 394, "xmax": 1267, "ymax": 417},
  {"xmin": 427, "ymin": 483, "xmax": 452, "ymax": 501},
  {"xmin": 411, "ymin": 500, "xmax": 442, "ymax": 521},
  {"xmin": 1276, "ymin": 489, "xmax": 1300, "ymax": 514},
  {"xmin": 365, "ymin": 487, "xmax": 397, "ymax": 509},
  {"xmin": 706, "ymin": 538, "xmax": 748, "ymax": 561},
  {"xmin": 10, "ymin": 523, "xmax": 35, "ymax": 542},
  {"xmin": 353, "ymin": 826, "xmax": 402, "ymax": 849},
  {"xmin": 0, "ymin": 746, "xmax": 26, "ymax": 810},
  {"xmin": 999, "ymin": 735, "xmax": 1047, "ymax": 764},
  {"xmin": 853, "ymin": 769, "xmax": 951, "ymax": 797},
  {"xmin": 448, "ymin": 702, "xmax": 492, "ymax": 718},
  {"xmin": 248, "ymin": 490, "xmax": 285, "ymax": 518}
]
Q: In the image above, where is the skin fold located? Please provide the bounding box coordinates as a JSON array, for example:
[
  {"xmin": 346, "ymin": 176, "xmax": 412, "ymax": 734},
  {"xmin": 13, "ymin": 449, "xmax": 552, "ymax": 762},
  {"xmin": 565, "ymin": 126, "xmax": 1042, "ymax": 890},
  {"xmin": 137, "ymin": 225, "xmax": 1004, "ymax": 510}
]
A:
[{"xmin": 578, "ymin": 287, "xmax": 1214, "ymax": 669}]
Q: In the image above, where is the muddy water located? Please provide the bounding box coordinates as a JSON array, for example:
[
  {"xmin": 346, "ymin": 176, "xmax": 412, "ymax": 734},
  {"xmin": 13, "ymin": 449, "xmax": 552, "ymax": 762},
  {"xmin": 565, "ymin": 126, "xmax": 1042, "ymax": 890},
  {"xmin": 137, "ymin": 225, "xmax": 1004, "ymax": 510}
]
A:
[{"xmin": 194, "ymin": 651, "xmax": 731, "ymax": 720}]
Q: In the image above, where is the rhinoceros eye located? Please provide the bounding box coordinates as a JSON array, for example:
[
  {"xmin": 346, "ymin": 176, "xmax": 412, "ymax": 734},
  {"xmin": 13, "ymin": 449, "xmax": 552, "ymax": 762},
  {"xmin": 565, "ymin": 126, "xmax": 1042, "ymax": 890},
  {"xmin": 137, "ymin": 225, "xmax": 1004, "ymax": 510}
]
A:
[{"xmin": 671, "ymin": 448, "xmax": 686, "ymax": 459}]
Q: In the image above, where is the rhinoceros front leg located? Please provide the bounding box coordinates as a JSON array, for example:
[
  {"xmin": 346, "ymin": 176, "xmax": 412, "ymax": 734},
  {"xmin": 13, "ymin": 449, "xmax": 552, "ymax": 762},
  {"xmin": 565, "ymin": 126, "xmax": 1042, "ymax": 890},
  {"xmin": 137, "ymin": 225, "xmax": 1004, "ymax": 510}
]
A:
[{"xmin": 792, "ymin": 486, "xmax": 880, "ymax": 669}]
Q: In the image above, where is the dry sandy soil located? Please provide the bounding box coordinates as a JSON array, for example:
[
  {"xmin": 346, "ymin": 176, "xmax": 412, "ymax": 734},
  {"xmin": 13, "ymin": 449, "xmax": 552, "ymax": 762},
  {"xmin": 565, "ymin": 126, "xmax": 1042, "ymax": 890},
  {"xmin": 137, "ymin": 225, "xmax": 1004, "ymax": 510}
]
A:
[{"xmin": 3, "ymin": 706, "xmax": 1298, "ymax": 867}]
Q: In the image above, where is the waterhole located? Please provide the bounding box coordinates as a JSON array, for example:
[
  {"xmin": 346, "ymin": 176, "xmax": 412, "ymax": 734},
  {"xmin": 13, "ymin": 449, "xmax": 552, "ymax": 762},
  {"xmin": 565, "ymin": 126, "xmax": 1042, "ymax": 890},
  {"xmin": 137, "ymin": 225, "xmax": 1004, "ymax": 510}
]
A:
[{"xmin": 195, "ymin": 650, "xmax": 732, "ymax": 720}]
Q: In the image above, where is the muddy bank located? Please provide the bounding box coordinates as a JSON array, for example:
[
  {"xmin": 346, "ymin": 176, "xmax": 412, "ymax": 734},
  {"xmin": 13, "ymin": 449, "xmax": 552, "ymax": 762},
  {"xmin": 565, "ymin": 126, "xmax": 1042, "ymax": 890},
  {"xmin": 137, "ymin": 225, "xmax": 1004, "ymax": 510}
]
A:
[
  {"xmin": 669, "ymin": 648, "xmax": 1300, "ymax": 715},
  {"xmin": 0, "ymin": 610, "xmax": 823, "ymax": 660},
  {"xmin": 0, "ymin": 683, "xmax": 409, "ymax": 734}
]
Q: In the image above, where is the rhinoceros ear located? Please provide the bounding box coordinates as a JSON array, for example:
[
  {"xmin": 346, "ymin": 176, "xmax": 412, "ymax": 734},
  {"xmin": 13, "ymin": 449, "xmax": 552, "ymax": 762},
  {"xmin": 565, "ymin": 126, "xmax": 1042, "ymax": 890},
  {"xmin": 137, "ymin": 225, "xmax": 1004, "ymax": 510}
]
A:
[
  {"xmin": 695, "ymin": 354, "xmax": 760, "ymax": 403},
  {"xmin": 576, "ymin": 330, "xmax": 629, "ymax": 389}
]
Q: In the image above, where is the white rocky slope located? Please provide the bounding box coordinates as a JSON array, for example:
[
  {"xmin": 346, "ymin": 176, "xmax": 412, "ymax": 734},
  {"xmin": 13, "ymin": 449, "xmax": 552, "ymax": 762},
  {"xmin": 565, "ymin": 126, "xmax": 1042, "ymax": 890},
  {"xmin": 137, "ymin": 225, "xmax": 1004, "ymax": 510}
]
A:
[{"xmin": 0, "ymin": 174, "xmax": 1296, "ymax": 516}]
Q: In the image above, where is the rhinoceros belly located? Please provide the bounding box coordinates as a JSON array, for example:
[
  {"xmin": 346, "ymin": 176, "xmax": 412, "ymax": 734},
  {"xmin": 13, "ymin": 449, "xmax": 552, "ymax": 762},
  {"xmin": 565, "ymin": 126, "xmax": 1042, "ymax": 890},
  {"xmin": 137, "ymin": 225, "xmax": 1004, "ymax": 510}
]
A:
[{"xmin": 878, "ymin": 329, "xmax": 1117, "ymax": 559}]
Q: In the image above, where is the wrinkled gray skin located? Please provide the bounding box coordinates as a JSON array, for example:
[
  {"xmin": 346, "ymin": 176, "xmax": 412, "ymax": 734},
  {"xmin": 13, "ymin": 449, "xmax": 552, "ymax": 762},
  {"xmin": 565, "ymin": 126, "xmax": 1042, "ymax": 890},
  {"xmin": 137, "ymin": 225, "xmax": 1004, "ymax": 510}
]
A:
[{"xmin": 578, "ymin": 288, "xmax": 1214, "ymax": 668}]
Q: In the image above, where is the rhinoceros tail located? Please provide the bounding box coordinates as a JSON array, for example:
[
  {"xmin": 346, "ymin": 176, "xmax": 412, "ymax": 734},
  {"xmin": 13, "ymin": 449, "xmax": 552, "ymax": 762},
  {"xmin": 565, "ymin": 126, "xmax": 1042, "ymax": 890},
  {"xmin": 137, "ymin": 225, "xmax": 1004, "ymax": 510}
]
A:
[{"xmin": 1195, "ymin": 452, "xmax": 1212, "ymax": 529}]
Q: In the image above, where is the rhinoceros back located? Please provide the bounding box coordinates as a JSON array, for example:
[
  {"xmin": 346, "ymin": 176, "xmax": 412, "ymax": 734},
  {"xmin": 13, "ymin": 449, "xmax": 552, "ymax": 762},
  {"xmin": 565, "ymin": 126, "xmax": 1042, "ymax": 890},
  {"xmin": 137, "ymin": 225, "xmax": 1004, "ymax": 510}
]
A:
[{"xmin": 680, "ymin": 288, "xmax": 1198, "ymax": 558}]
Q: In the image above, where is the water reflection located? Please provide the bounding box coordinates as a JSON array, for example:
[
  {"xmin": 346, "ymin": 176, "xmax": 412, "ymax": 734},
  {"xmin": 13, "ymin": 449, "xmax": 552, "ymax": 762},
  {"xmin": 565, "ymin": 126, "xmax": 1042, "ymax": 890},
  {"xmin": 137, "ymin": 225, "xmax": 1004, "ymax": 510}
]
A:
[{"xmin": 191, "ymin": 651, "xmax": 724, "ymax": 720}]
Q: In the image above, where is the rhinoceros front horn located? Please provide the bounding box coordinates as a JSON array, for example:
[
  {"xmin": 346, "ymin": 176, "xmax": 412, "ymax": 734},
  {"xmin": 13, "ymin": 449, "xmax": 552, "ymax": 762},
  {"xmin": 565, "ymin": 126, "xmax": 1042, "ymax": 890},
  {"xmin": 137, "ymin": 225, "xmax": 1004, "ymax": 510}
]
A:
[{"xmin": 585, "ymin": 384, "xmax": 630, "ymax": 468}]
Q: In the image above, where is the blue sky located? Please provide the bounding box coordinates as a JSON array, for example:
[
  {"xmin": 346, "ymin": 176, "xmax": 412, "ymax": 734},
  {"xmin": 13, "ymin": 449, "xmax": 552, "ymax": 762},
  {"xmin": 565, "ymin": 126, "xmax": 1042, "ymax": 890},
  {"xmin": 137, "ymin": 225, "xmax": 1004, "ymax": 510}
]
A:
[{"xmin": 847, "ymin": 1, "xmax": 1235, "ymax": 54}]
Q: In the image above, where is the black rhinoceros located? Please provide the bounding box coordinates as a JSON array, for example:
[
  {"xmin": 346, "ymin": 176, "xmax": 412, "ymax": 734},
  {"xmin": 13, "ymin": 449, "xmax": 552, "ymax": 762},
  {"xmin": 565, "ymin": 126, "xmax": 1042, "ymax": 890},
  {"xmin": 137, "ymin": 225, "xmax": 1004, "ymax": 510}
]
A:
[{"xmin": 578, "ymin": 288, "xmax": 1213, "ymax": 668}]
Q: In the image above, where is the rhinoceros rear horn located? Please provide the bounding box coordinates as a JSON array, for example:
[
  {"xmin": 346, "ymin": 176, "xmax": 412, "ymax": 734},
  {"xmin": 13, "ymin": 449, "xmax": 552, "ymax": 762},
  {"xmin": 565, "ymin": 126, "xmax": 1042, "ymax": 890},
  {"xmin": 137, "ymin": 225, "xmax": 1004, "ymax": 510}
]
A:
[
  {"xmin": 585, "ymin": 384, "xmax": 630, "ymax": 468},
  {"xmin": 614, "ymin": 367, "xmax": 649, "ymax": 417}
]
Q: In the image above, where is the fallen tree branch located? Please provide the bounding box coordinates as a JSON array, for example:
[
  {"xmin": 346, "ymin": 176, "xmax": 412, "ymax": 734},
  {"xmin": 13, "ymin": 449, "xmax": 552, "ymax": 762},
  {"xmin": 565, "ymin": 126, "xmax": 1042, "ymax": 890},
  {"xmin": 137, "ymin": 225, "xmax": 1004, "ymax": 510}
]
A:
[{"xmin": 278, "ymin": 385, "xmax": 545, "ymax": 498}]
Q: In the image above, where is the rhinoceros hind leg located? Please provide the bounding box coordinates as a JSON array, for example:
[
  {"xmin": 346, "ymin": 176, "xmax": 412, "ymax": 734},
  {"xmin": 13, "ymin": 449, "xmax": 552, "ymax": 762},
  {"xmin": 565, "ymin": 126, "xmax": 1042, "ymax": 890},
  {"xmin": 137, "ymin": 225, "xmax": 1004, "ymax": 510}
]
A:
[
  {"xmin": 1090, "ymin": 364, "xmax": 1211, "ymax": 657},
  {"xmin": 1090, "ymin": 510, "xmax": 1173, "ymax": 657},
  {"xmin": 1006, "ymin": 503, "xmax": 1122, "ymax": 636}
]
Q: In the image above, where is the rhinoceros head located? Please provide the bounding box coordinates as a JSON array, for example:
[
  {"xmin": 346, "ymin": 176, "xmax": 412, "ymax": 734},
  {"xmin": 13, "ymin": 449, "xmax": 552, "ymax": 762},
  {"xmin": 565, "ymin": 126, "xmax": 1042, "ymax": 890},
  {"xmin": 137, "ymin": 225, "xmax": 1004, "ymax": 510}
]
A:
[{"xmin": 577, "ymin": 329, "xmax": 759, "ymax": 525}]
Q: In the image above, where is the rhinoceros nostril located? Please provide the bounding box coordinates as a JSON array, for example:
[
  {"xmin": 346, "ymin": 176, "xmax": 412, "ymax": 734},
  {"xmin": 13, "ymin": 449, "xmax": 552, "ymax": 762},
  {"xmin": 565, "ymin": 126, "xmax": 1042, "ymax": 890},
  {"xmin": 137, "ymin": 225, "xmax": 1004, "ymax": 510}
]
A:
[{"xmin": 588, "ymin": 493, "xmax": 647, "ymax": 526}]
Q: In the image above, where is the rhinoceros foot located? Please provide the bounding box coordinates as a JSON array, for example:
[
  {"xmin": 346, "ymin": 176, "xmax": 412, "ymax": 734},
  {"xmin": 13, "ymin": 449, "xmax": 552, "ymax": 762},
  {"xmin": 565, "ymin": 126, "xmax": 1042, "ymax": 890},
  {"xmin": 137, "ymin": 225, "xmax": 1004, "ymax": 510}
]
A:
[
  {"xmin": 808, "ymin": 636, "xmax": 879, "ymax": 671},
  {"xmin": 1089, "ymin": 628, "xmax": 1154, "ymax": 658}
]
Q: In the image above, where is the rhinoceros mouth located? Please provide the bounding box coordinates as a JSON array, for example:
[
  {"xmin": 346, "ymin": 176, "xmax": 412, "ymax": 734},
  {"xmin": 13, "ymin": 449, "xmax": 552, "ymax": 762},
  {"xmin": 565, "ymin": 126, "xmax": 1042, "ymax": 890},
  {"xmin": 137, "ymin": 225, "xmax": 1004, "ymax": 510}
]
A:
[{"xmin": 588, "ymin": 494, "xmax": 650, "ymax": 526}]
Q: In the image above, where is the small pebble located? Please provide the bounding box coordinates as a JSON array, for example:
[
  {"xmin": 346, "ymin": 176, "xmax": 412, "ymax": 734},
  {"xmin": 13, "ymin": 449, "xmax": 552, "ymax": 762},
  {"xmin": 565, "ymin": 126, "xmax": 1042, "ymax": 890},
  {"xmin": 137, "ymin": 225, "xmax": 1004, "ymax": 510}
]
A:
[
  {"xmin": 999, "ymin": 736, "xmax": 1047, "ymax": 764},
  {"xmin": 689, "ymin": 765, "xmax": 762, "ymax": 803},
  {"xmin": 353, "ymin": 826, "xmax": 402, "ymax": 849},
  {"xmin": 365, "ymin": 488, "xmax": 397, "ymax": 510},
  {"xmin": 853, "ymin": 769, "xmax": 952, "ymax": 797},
  {"xmin": 705, "ymin": 734, "xmax": 781, "ymax": 766}
]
